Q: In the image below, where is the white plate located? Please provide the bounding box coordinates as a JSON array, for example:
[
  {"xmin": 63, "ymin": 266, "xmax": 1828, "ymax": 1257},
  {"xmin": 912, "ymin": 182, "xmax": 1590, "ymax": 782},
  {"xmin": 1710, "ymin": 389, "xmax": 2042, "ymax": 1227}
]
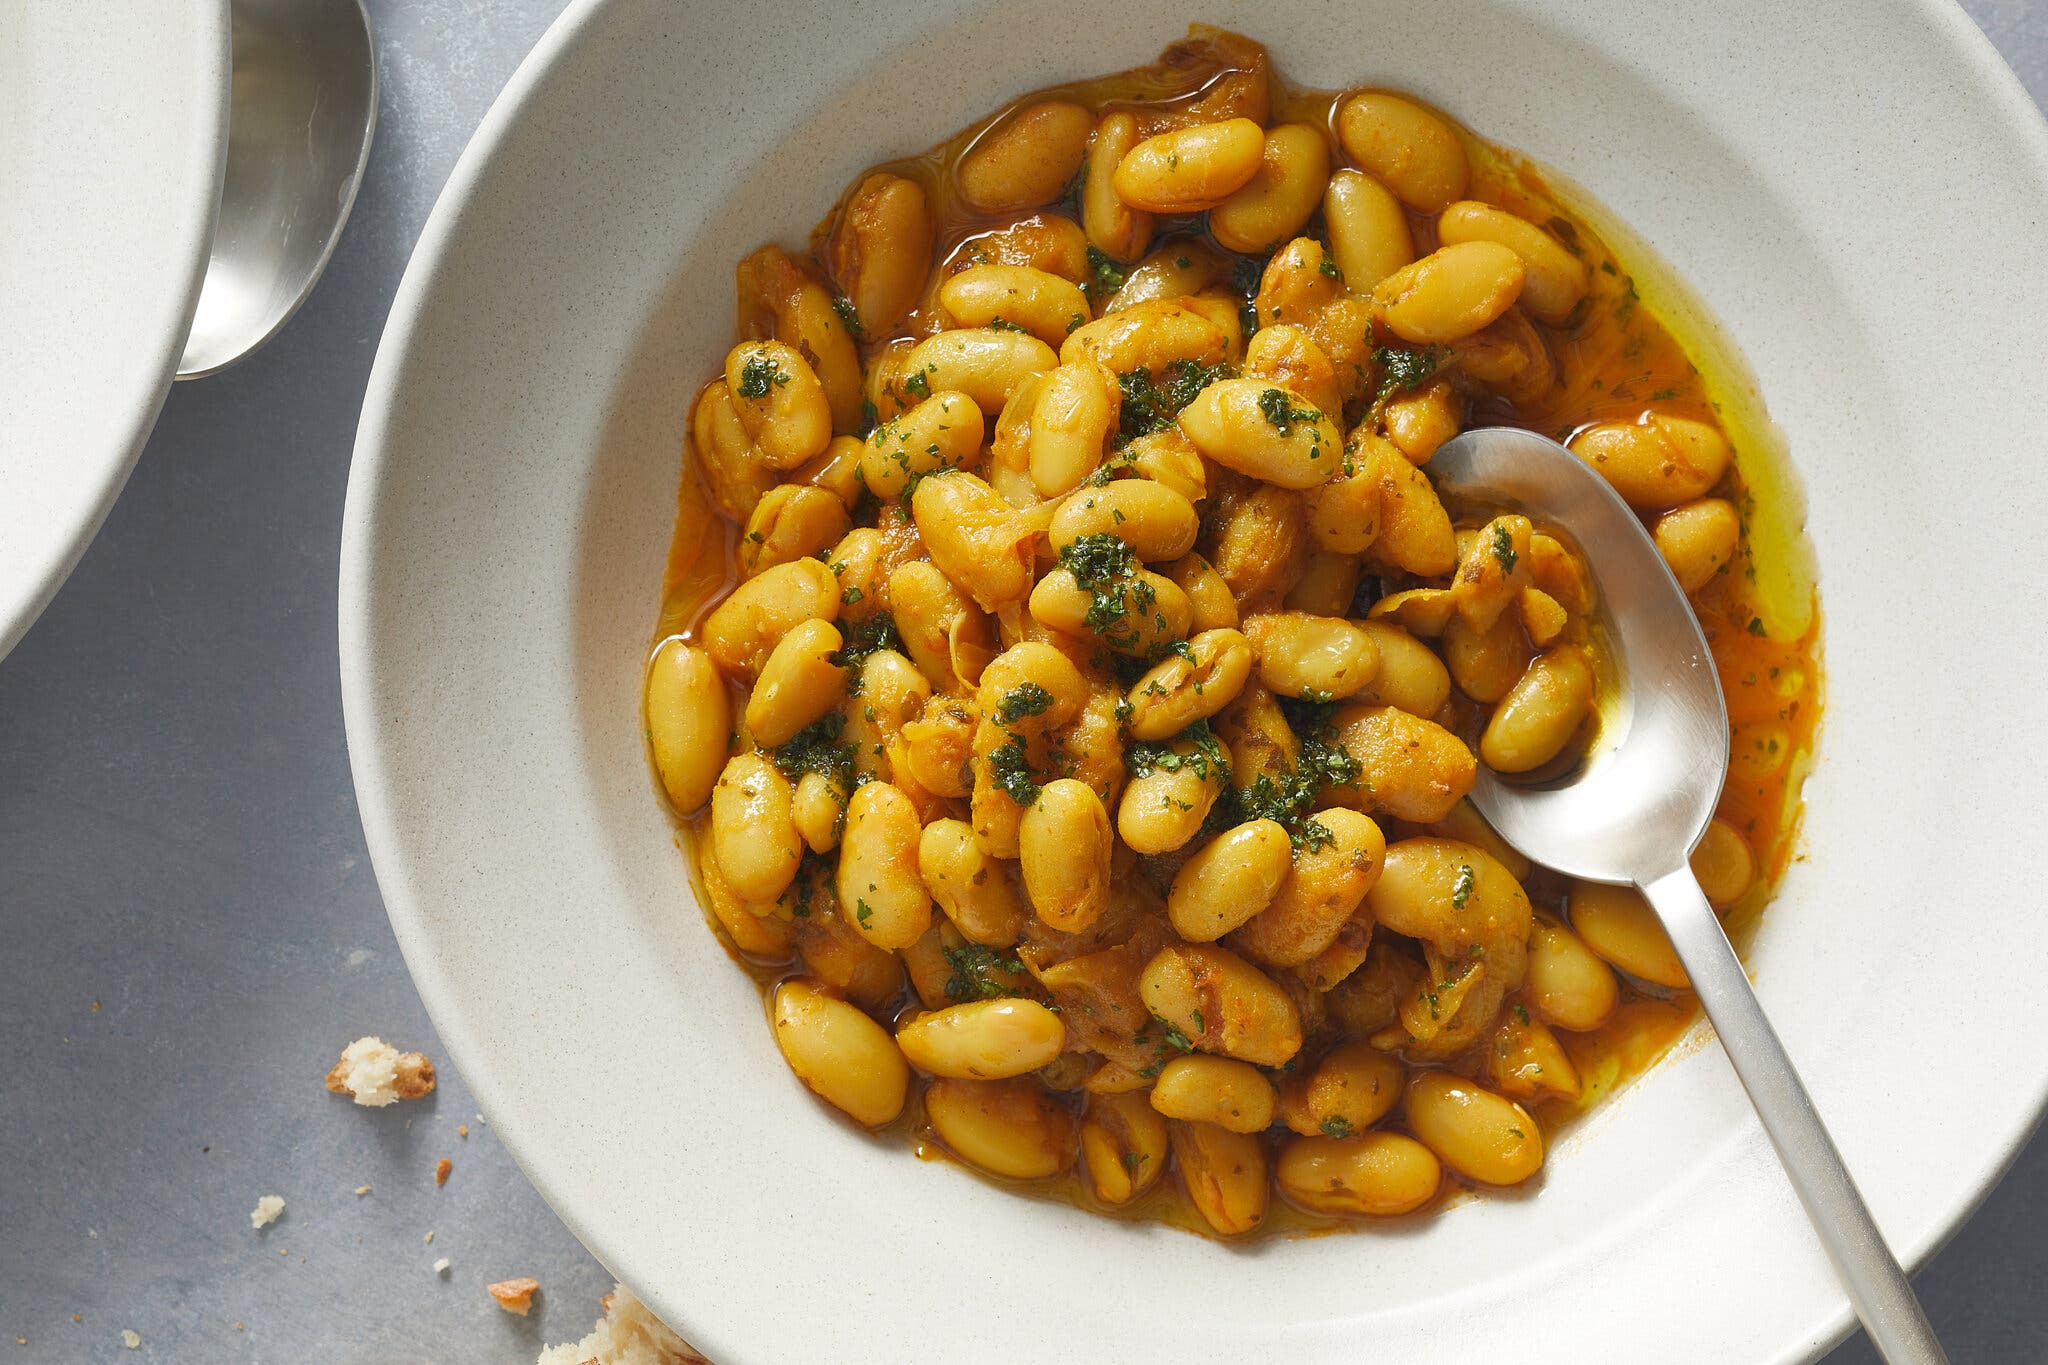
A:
[
  {"xmin": 0, "ymin": 0, "xmax": 228, "ymax": 661},
  {"xmin": 341, "ymin": 1, "xmax": 2048, "ymax": 1360}
]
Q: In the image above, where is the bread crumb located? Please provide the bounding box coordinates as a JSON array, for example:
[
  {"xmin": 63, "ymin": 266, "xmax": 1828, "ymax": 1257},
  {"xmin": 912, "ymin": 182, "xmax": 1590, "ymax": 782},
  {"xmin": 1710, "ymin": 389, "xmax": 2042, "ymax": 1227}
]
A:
[
  {"xmin": 424, "ymin": 1230, "xmax": 435, "ymax": 1244},
  {"xmin": 233, "ymin": 1322, "xmax": 244, "ymax": 1332},
  {"xmin": 120, "ymin": 1330, "xmax": 140, "ymax": 1349},
  {"xmin": 458, "ymin": 1124, "xmax": 470, "ymax": 1138},
  {"xmin": 324, "ymin": 1036, "xmax": 436, "ymax": 1107},
  {"xmin": 536, "ymin": 1282, "xmax": 708, "ymax": 1365},
  {"xmin": 354, "ymin": 1185, "xmax": 372, "ymax": 1197},
  {"xmin": 249, "ymin": 1195, "xmax": 286, "ymax": 1229},
  {"xmin": 433, "ymin": 1257, "xmax": 451, "ymax": 1276},
  {"xmin": 72, "ymin": 1315, "xmax": 81, "ymax": 1325},
  {"xmin": 435, "ymin": 1158, "xmax": 452, "ymax": 1186},
  {"xmin": 488, "ymin": 1277, "xmax": 541, "ymax": 1316}
]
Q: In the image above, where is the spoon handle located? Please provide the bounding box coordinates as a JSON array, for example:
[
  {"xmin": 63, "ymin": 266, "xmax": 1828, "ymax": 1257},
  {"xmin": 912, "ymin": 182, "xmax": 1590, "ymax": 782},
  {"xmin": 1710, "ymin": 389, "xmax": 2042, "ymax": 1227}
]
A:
[{"xmin": 1640, "ymin": 867, "xmax": 1947, "ymax": 1365}]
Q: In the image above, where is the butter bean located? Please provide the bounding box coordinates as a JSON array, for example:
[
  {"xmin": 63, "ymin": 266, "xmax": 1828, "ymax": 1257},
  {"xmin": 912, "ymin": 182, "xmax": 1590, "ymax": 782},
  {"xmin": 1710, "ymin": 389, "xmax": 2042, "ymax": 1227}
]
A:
[
  {"xmin": 1150, "ymin": 1054, "xmax": 1276, "ymax": 1132},
  {"xmin": 1019, "ymin": 778, "xmax": 1114, "ymax": 932},
  {"xmin": 1334, "ymin": 91, "xmax": 1469, "ymax": 212},
  {"xmin": 1323, "ymin": 168, "xmax": 1415, "ymax": 289},
  {"xmin": 835, "ymin": 781, "xmax": 931, "ymax": 951},
  {"xmin": 897, "ymin": 999, "xmax": 1065, "ymax": 1080},
  {"xmin": 1114, "ymin": 118, "xmax": 1266, "ymax": 213},
  {"xmin": 711, "ymin": 753, "xmax": 802, "ymax": 903},
  {"xmin": 957, "ymin": 100, "xmax": 1094, "ymax": 214},
  {"xmin": 1372, "ymin": 241, "xmax": 1525, "ymax": 344},
  {"xmin": 1481, "ymin": 646, "xmax": 1594, "ymax": 773},
  {"xmin": 1569, "ymin": 414, "xmax": 1731, "ymax": 509},
  {"xmin": 646, "ymin": 640, "xmax": 730, "ymax": 813},
  {"xmin": 924, "ymin": 1076, "xmax": 1077, "ymax": 1179},
  {"xmin": 918, "ymin": 817, "xmax": 1028, "ymax": 947},
  {"xmin": 1079, "ymin": 1090, "xmax": 1169, "ymax": 1203},
  {"xmin": 701, "ymin": 557, "xmax": 840, "ymax": 681},
  {"xmin": 1437, "ymin": 200, "xmax": 1588, "ymax": 322},
  {"xmin": 745, "ymin": 619, "xmax": 848, "ymax": 747},
  {"xmin": 1277, "ymin": 1132, "xmax": 1440, "ymax": 1216},
  {"xmin": 772, "ymin": 979, "xmax": 909, "ymax": 1127},
  {"xmin": 1168, "ymin": 819, "xmax": 1293, "ymax": 941},
  {"xmin": 1208, "ymin": 123, "xmax": 1330, "ymax": 254},
  {"xmin": 940, "ymin": 264, "xmax": 1093, "ymax": 348},
  {"xmin": 1404, "ymin": 1071, "xmax": 1543, "ymax": 1185},
  {"xmin": 1569, "ymin": 880, "xmax": 1687, "ymax": 987},
  {"xmin": 1170, "ymin": 1120, "xmax": 1268, "ymax": 1235},
  {"xmin": 1177, "ymin": 377, "xmax": 1342, "ymax": 489}
]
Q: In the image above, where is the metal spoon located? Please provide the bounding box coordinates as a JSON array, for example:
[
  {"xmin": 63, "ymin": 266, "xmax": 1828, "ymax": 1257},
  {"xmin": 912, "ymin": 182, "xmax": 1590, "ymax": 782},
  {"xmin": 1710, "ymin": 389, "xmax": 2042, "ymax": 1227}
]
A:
[
  {"xmin": 1431, "ymin": 426, "xmax": 1946, "ymax": 1365},
  {"xmin": 177, "ymin": 0, "xmax": 377, "ymax": 379}
]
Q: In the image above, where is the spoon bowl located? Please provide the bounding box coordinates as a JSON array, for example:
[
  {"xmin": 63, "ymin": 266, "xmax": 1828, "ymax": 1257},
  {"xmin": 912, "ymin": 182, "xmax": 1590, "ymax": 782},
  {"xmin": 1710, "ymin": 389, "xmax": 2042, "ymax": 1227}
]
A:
[
  {"xmin": 1429, "ymin": 425, "xmax": 1729, "ymax": 884},
  {"xmin": 176, "ymin": 0, "xmax": 377, "ymax": 379},
  {"xmin": 1433, "ymin": 426, "xmax": 1944, "ymax": 1365}
]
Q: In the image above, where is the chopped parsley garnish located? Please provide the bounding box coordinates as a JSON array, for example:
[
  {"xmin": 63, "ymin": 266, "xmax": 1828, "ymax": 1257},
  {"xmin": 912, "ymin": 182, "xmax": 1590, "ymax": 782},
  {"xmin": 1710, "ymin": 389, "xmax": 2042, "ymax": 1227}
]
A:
[
  {"xmin": 830, "ymin": 294, "xmax": 864, "ymax": 338},
  {"xmin": 840, "ymin": 585, "xmax": 864, "ymax": 605},
  {"xmin": 1747, "ymin": 616, "xmax": 1767, "ymax": 637},
  {"xmin": 1085, "ymin": 245, "xmax": 1126, "ymax": 301},
  {"xmin": 1319, "ymin": 1116, "xmax": 1356, "ymax": 1139},
  {"xmin": 987, "ymin": 732, "xmax": 1042, "ymax": 807},
  {"xmin": 1256, "ymin": 386, "xmax": 1321, "ymax": 435},
  {"xmin": 1055, "ymin": 532, "xmax": 1158, "ymax": 644},
  {"xmin": 1451, "ymin": 863, "xmax": 1476, "ymax": 909},
  {"xmin": 1123, "ymin": 721, "xmax": 1232, "ymax": 783},
  {"xmin": 1218, "ymin": 700, "xmax": 1360, "ymax": 849},
  {"xmin": 1154, "ymin": 1014, "xmax": 1196, "ymax": 1053},
  {"xmin": 903, "ymin": 367, "xmax": 933, "ymax": 401},
  {"xmin": 1490, "ymin": 523, "xmax": 1518, "ymax": 575},
  {"xmin": 1318, "ymin": 258, "xmax": 1344, "ymax": 281},
  {"xmin": 1513, "ymin": 1004, "xmax": 1532, "ymax": 1025},
  {"xmin": 1371, "ymin": 343, "xmax": 1441, "ymax": 407},
  {"xmin": 735, "ymin": 353, "xmax": 789, "ymax": 399},
  {"xmin": 771, "ymin": 713, "xmax": 854, "ymax": 786},
  {"xmin": 942, "ymin": 942, "xmax": 1025, "ymax": 1002},
  {"xmin": 995, "ymin": 682, "xmax": 1055, "ymax": 725},
  {"xmin": 853, "ymin": 898, "xmax": 874, "ymax": 927},
  {"xmin": 1117, "ymin": 358, "xmax": 1236, "ymax": 440},
  {"xmin": 829, "ymin": 611, "xmax": 900, "ymax": 680},
  {"xmin": 986, "ymin": 317, "xmax": 1029, "ymax": 333}
]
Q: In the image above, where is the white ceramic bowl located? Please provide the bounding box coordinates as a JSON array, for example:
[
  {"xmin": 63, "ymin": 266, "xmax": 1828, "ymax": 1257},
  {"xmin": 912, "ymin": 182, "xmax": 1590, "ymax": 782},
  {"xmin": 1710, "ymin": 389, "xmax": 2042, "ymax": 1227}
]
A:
[
  {"xmin": 0, "ymin": 0, "xmax": 228, "ymax": 662},
  {"xmin": 341, "ymin": 2, "xmax": 2048, "ymax": 1360}
]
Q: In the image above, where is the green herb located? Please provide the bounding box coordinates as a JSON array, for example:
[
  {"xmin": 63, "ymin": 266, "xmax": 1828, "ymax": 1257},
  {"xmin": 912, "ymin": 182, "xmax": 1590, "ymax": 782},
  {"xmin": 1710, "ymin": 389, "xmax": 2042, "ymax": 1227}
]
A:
[
  {"xmin": 996, "ymin": 682, "xmax": 1056, "ymax": 725},
  {"xmin": 942, "ymin": 942, "xmax": 1025, "ymax": 1002},
  {"xmin": 1121, "ymin": 1150, "xmax": 1144, "ymax": 1174},
  {"xmin": 1451, "ymin": 863, "xmax": 1476, "ymax": 909},
  {"xmin": 903, "ymin": 367, "xmax": 932, "ymax": 401},
  {"xmin": 735, "ymin": 353, "xmax": 788, "ymax": 399},
  {"xmin": 1650, "ymin": 387, "xmax": 1677, "ymax": 401},
  {"xmin": 1747, "ymin": 616, "xmax": 1767, "ymax": 637},
  {"xmin": 1371, "ymin": 343, "xmax": 1441, "ymax": 407},
  {"xmin": 987, "ymin": 732, "xmax": 1042, "ymax": 806},
  {"xmin": 1508, "ymin": 1126, "xmax": 1527, "ymax": 1139},
  {"xmin": 1068, "ymin": 312, "xmax": 1087, "ymax": 334},
  {"xmin": 1318, "ymin": 258, "xmax": 1343, "ymax": 281},
  {"xmin": 858, "ymin": 397, "xmax": 880, "ymax": 437},
  {"xmin": 771, "ymin": 713, "xmax": 854, "ymax": 786},
  {"xmin": 1056, "ymin": 533, "xmax": 1155, "ymax": 643},
  {"xmin": 1155, "ymin": 1014, "xmax": 1196, "ymax": 1053},
  {"xmin": 854, "ymin": 898, "xmax": 874, "ymax": 927},
  {"xmin": 1513, "ymin": 1004, "xmax": 1531, "ymax": 1025},
  {"xmin": 830, "ymin": 294, "xmax": 864, "ymax": 339},
  {"xmin": 986, "ymin": 317, "xmax": 1029, "ymax": 333},
  {"xmin": 840, "ymin": 585, "xmax": 864, "ymax": 605},
  {"xmin": 1491, "ymin": 523, "xmax": 1518, "ymax": 575},
  {"xmin": 1256, "ymin": 386, "xmax": 1320, "ymax": 435},
  {"xmin": 1116, "ymin": 358, "xmax": 1236, "ymax": 440},
  {"xmin": 1085, "ymin": 245, "xmax": 1127, "ymax": 301},
  {"xmin": 1319, "ymin": 1116, "xmax": 1356, "ymax": 1139},
  {"xmin": 829, "ymin": 611, "xmax": 900, "ymax": 681}
]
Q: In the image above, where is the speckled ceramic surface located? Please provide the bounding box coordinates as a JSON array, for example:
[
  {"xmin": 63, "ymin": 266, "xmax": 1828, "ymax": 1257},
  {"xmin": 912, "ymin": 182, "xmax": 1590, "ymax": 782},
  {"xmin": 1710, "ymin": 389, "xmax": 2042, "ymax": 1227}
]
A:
[
  {"xmin": 0, "ymin": 1, "xmax": 228, "ymax": 662},
  {"xmin": 340, "ymin": 2, "xmax": 2048, "ymax": 1360}
]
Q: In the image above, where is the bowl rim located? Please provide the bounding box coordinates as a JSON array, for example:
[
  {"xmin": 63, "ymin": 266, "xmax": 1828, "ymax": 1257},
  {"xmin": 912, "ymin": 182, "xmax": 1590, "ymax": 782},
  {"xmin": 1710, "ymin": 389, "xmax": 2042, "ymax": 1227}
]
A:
[
  {"xmin": 0, "ymin": 0, "xmax": 231, "ymax": 663},
  {"xmin": 340, "ymin": 0, "xmax": 2048, "ymax": 1358}
]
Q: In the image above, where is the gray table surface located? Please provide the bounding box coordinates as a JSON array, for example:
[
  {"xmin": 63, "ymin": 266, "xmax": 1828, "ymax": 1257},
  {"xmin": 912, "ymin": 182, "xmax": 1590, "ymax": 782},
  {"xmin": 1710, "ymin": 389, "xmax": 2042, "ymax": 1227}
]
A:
[{"xmin": 3, "ymin": 2, "xmax": 2044, "ymax": 1360}]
